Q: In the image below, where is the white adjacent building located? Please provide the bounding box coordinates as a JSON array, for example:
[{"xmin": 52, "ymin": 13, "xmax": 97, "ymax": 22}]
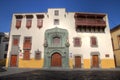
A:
[
  {"xmin": 0, "ymin": 32, "xmax": 9, "ymax": 59},
  {"xmin": 6, "ymin": 8, "xmax": 115, "ymax": 69}
]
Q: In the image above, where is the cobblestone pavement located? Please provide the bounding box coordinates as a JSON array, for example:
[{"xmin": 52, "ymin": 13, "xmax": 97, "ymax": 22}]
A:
[{"xmin": 0, "ymin": 69, "xmax": 120, "ymax": 80}]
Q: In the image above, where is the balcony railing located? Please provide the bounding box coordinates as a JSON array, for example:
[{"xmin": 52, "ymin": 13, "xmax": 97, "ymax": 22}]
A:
[{"xmin": 75, "ymin": 18, "xmax": 106, "ymax": 27}]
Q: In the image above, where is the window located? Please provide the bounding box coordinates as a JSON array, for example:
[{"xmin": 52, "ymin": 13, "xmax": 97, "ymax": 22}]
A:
[
  {"xmin": 23, "ymin": 37, "xmax": 31, "ymax": 49},
  {"xmin": 23, "ymin": 50, "xmax": 30, "ymax": 60},
  {"xmin": 91, "ymin": 37, "xmax": 97, "ymax": 47},
  {"xmin": 117, "ymin": 35, "xmax": 120, "ymax": 48},
  {"xmin": 54, "ymin": 10, "xmax": 59, "ymax": 16},
  {"xmin": 16, "ymin": 19, "xmax": 22, "ymax": 29},
  {"xmin": 36, "ymin": 14, "xmax": 44, "ymax": 29},
  {"xmin": 37, "ymin": 19, "xmax": 43, "ymax": 28},
  {"xmin": 74, "ymin": 37, "xmax": 81, "ymax": 47},
  {"xmin": 53, "ymin": 37, "xmax": 60, "ymax": 46},
  {"xmin": 5, "ymin": 44, "xmax": 8, "ymax": 51},
  {"xmin": 15, "ymin": 15, "xmax": 23, "ymax": 29},
  {"xmin": 26, "ymin": 19, "xmax": 32, "ymax": 29},
  {"xmin": 54, "ymin": 19, "xmax": 59, "ymax": 25},
  {"xmin": 13, "ymin": 38, "xmax": 19, "ymax": 46},
  {"xmin": 35, "ymin": 51, "xmax": 41, "ymax": 60},
  {"xmin": 26, "ymin": 15, "xmax": 33, "ymax": 29},
  {"xmin": 4, "ymin": 54, "xmax": 7, "ymax": 58}
]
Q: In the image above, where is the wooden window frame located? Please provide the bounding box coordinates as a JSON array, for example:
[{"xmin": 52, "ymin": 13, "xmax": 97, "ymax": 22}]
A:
[
  {"xmin": 73, "ymin": 37, "xmax": 81, "ymax": 47},
  {"xmin": 26, "ymin": 19, "xmax": 32, "ymax": 29},
  {"xmin": 90, "ymin": 36, "xmax": 98, "ymax": 47},
  {"xmin": 13, "ymin": 38, "xmax": 19, "ymax": 46},
  {"xmin": 16, "ymin": 19, "xmax": 22, "ymax": 29},
  {"xmin": 35, "ymin": 51, "xmax": 41, "ymax": 60},
  {"xmin": 37, "ymin": 19, "xmax": 43, "ymax": 29},
  {"xmin": 23, "ymin": 37, "xmax": 32, "ymax": 50},
  {"xmin": 54, "ymin": 19, "xmax": 59, "ymax": 25},
  {"xmin": 54, "ymin": 10, "xmax": 59, "ymax": 16}
]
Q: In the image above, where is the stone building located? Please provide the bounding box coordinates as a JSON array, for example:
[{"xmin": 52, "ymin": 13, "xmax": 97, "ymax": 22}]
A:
[
  {"xmin": 111, "ymin": 24, "xmax": 120, "ymax": 68},
  {"xmin": 6, "ymin": 8, "xmax": 115, "ymax": 69}
]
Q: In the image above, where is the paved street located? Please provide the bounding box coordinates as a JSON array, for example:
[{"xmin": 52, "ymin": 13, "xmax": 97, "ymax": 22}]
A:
[{"xmin": 0, "ymin": 68, "xmax": 120, "ymax": 80}]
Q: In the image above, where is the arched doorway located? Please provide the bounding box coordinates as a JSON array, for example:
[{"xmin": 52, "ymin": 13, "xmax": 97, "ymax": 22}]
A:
[{"xmin": 51, "ymin": 53, "xmax": 62, "ymax": 67}]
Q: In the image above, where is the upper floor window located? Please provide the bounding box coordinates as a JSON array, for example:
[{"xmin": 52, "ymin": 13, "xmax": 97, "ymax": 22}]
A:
[
  {"xmin": 73, "ymin": 37, "xmax": 81, "ymax": 47},
  {"xmin": 15, "ymin": 15, "xmax": 23, "ymax": 29},
  {"xmin": 23, "ymin": 37, "xmax": 32, "ymax": 50},
  {"xmin": 90, "ymin": 36, "xmax": 98, "ymax": 47},
  {"xmin": 16, "ymin": 19, "xmax": 22, "ymax": 29},
  {"xmin": 36, "ymin": 14, "xmax": 44, "ymax": 29},
  {"xmin": 37, "ymin": 19, "xmax": 43, "ymax": 29},
  {"xmin": 54, "ymin": 19, "xmax": 59, "ymax": 25},
  {"xmin": 5, "ymin": 44, "xmax": 8, "ymax": 51},
  {"xmin": 53, "ymin": 37, "xmax": 60, "ymax": 46},
  {"xmin": 35, "ymin": 51, "xmax": 41, "ymax": 60},
  {"xmin": 26, "ymin": 19, "xmax": 32, "ymax": 29},
  {"xmin": 54, "ymin": 10, "xmax": 59, "ymax": 16},
  {"xmin": 26, "ymin": 15, "xmax": 33, "ymax": 29},
  {"xmin": 13, "ymin": 38, "xmax": 19, "ymax": 46}
]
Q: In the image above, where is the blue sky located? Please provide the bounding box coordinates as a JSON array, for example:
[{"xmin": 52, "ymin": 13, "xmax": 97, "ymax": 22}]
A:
[{"xmin": 0, "ymin": 0, "xmax": 120, "ymax": 32}]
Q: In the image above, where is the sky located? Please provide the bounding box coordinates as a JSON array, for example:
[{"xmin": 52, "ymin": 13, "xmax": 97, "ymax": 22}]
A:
[{"xmin": 0, "ymin": 0, "xmax": 120, "ymax": 32}]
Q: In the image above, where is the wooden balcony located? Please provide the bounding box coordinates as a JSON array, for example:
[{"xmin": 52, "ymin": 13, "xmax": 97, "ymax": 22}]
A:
[{"xmin": 75, "ymin": 18, "xmax": 106, "ymax": 27}]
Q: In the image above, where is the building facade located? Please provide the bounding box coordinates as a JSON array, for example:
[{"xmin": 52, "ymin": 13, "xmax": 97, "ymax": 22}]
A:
[
  {"xmin": 6, "ymin": 8, "xmax": 115, "ymax": 69},
  {"xmin": 111, "ymin": 25, "xmax": 120, "ymax": 67},
  {"xmin": 0, "ymin": 32, "xmax": 9, "ymax": 59}
]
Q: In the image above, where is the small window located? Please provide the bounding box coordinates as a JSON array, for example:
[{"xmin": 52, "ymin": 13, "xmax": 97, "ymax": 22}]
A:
[
  {"xmin": 26, "ymin": 19, "xmax": 32, "ymax": 29},
  {"xmin": 91, "ymin": 37, "xmax": 97, "ymax": 47},
  {"xmin": 23, "ymin": 37, "xmax": 32, "ymax": 49},
  {"xmin": 53, "ymin": 37, "xmax": 60, "ymax": 46},
  {"xmin": 35, "ymin": 51, "xmax": 41, "ymax": 60},
  {"xmin": 54, "ymin": 19, "xmax": 59, "ymax": 25},
  {"xmin": 74, "ymin": 37, "xmax": 81, "ymax": 47},
  {"xmin": 15, "ymin": 15, "xmax": 23, "ymax": 29},
  {"xmin": 37, "ymin": 19, "xmax": 43, "ymax": 28},
  {"xmin": 16, "ymin": 19, "xmax": 22, "ymax": 29},
  {"xmin": 4, "ymin": 44, "xmax": 8, "ymax": 51},
  {"xmin": 54, "ymin": 10, "xmax": 59, "ymax": 16}
]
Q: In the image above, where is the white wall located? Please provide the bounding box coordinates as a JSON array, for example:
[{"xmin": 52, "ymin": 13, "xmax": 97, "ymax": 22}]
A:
[{"xmin": 7, "ymin": 8, "xmax": 114, "ymax": 60}]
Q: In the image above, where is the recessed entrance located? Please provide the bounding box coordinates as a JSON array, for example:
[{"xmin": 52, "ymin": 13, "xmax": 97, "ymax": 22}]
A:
[{"xmin": 51, "ymin": 53, "xmax": 62, "ymax": 67}]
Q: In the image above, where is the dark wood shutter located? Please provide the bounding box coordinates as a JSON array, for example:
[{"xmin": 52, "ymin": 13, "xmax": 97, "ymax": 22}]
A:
[
  {"xmin": 26, "ymin": 19, "xmax": 32, "ymax": 29},
  {"xmin": 13, "ymin": 38, "xmax": 19, "ymax": 46},
  {"xmin": 75, "ymin": 56, "xmax": 81, "ymax": 68},
  {"xmin": 74, "ymin": 38, "xmax": 80, "ymax": 47},
  {"xmin": 23, "ymin": 37, "xmax": 31, "ymax": 49},
  {"xmin": 51, "ymin": 53, "xmax": 62, "ymax": 67},
  {"xmin": 37, "ymin": 19, "xmax": 43, "ymax": 28},
  {"xmin": 16, "ymin": 19, "xmax": 21, "ymax": 29},
  {"xmin": 91, "ymin": 37, "xmax": 97, "ymax": 46},
  {"xmin": 10, "ymin": 55, "xmax": 17, "ymax": 67},
  {"xmin": 23, "ymin": 50, "xmax": 30, "ymax": 60},
  {"xmin": 92, "ymin": 55, "xmax": 99, "ymax": 68}
]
